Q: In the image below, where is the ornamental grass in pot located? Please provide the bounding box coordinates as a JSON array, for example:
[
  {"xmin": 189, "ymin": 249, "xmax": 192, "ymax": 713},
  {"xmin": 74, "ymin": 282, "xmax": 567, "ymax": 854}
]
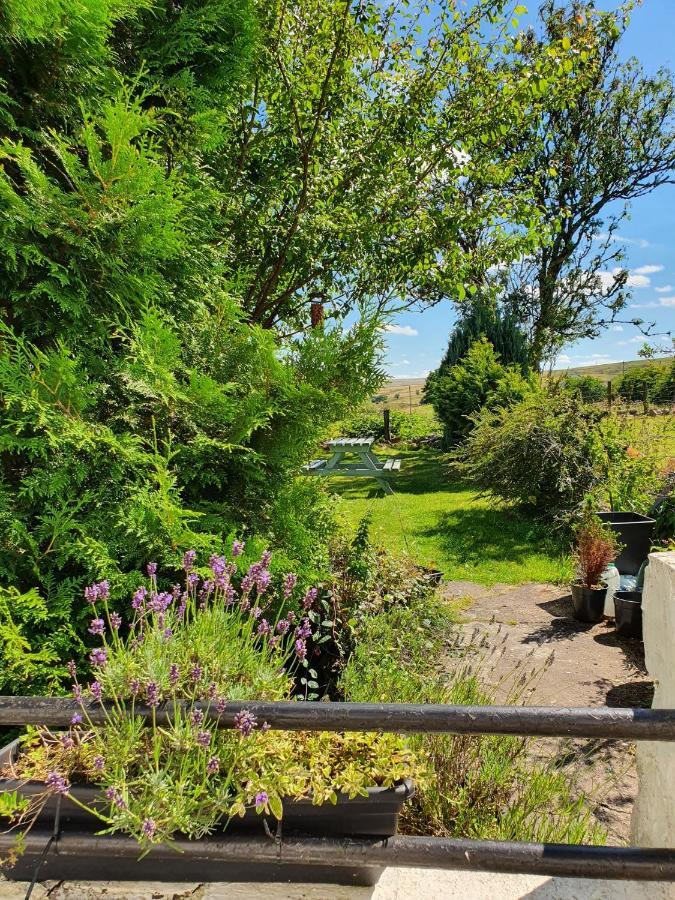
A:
[
  {"xmin": 0, "ymin": 546, "xmax": 419, "ymax": 884},
  {"xmin": 571, "ymin": 515, "xmax": 622, "ymax": 623}
]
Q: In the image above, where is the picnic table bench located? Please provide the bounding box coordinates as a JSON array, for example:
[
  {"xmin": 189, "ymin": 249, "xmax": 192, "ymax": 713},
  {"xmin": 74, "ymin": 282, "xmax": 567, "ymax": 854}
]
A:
[{"xmin": 302, "ymin": 437, "xmax": 401, "ymax": 494}]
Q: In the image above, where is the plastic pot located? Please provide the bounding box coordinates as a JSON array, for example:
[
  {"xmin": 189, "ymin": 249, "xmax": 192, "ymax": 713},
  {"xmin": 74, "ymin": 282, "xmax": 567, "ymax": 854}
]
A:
[
  {"xmin": 595, "ymin": 512, "xmax": 655, "ymax": 575},
  {"xmin": 571, "ymin": 582, "xmax": 607, "ymax": 623},
  {"xmin": 614, "ymin": 591, "xmax": 643, "ymax": 639},
  {"xmin": 0, "ymin": 739, "xmax": 414, "ymax": 885}
]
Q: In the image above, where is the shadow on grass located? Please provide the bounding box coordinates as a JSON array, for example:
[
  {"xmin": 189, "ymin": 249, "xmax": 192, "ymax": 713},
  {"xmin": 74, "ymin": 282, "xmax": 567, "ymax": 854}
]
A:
[{"xmin": 418, "ymin": 504, "xmax": 564, "ymax": 568}]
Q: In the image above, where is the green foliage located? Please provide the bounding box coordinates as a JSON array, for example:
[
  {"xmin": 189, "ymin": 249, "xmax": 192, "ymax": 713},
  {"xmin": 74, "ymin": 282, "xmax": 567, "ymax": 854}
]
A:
[
  {"xmin": 10, "ymin": 557, "xmax": 419, "ymax": 848},
  {"xmin": 341, "ymin": 594, "xmax": 604, "ymax": 844},
  {"xmin": 454, "ymin": 392, "xmax": 608, "ymax": 522},
  {"xmin": 432, "ymin": 338, "xmax": 534, "ymax": 447},
  {"xmin": 563, "ymin": 375, "xmax": 607, "ymax": 403},
  {"xmin": 338, "ymin": 409, "xmax": 437, "ymax": 443},
  {"xmin": 616, "ymin": 361, "xmax": 675, "ymax": 404},
  {"xmin": 424, "ymin": 300, "xmax": 530, "ymax": 405}
]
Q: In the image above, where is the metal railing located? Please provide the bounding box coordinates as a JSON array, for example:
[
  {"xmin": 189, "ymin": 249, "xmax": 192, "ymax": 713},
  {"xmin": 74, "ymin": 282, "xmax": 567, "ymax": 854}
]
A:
[{"xmin": 1, "ymin": 696, "xmax": 674, "ymax": 883}]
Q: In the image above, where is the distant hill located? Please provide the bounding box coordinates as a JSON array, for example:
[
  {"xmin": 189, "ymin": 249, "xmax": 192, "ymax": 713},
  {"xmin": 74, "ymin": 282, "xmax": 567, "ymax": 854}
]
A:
[
  {"xmin": 373, "ymin": 378, "xmax": 428, "ymax": 411},
  {"xmin": 552, "ymin": 357, "xmax": 671, "ymax": 382}
]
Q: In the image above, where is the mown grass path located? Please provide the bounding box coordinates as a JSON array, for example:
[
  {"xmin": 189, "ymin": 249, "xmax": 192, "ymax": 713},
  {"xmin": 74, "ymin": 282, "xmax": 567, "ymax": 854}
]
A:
[{"xmin": 327, "ymin": 447, "xmax": 572, "ymax": 586}]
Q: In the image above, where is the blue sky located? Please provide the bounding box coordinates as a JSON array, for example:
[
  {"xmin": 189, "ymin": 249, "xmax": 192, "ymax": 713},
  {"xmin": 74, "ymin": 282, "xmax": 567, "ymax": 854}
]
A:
[{"xmin": 383, "ymin": 0, "xmax": 675, "ymax": 378}]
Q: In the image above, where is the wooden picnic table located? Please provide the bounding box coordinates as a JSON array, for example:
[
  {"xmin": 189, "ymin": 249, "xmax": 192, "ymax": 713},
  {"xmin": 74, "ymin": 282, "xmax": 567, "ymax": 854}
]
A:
[{"xmin": 302, "ymin": 436, "xmax": 401, "ymax": 495}]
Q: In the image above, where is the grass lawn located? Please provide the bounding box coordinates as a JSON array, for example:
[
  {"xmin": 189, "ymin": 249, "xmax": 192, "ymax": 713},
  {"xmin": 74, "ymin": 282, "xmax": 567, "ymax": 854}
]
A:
[{"xmin": 326, "ymin": 447, "xmax": 572, "ymax": 586}]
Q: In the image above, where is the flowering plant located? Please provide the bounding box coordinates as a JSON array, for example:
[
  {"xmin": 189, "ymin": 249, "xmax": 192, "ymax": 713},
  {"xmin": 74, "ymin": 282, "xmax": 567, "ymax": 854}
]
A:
[{"xmin": 4, "ymin": 544, "xmax": 418, "ymax": 847}]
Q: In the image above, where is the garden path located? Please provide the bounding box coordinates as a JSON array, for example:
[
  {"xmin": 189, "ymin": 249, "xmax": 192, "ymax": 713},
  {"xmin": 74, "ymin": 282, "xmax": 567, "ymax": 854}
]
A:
[{"xmin": 440, "ymin": 580, "xmax": 652, "ymax": 845}]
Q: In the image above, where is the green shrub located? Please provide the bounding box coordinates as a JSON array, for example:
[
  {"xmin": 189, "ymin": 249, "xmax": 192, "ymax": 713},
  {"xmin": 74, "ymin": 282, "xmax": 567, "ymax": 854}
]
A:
[
  {"xmin": 338, "ymin": 409, "xmax": 437, "ymax": 443},
  {"xmin": 432, "ymin": 338, "xmax": 534, "ymax": 447},
  {"xmin": 564, "ymin": 374, "xmax": 607, "ymax": 403},
  {"xmin": 615, "ymin": 362, "xmax": 674, "ymax": 404},
  {"xmin": 454, "ymin": 393, "xmax": 605, "ymax": 522}
]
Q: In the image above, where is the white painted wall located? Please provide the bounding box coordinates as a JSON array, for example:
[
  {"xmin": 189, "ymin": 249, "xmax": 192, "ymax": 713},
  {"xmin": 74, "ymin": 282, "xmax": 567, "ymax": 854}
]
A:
[{"xmin": 631, "ymin": 551, "xmax": 675, "ymax": 898}]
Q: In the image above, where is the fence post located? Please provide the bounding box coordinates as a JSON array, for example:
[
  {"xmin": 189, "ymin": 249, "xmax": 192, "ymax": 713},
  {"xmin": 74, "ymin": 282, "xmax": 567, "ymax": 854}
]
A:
[
  {"xmin": 607, "ymin": 379, "xmax": 613, "ymax": 409},
  {"xmin": 383, "ymin": 408, "xmax": 391, "ymax": 443}
]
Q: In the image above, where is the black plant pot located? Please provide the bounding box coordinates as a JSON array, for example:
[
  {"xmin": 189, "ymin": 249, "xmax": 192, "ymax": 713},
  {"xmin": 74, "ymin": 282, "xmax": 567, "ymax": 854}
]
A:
[
  {"xmin": 0, "ymin": 740, "xmax": 413, "ymax": 885},
  {"xmin": 614, "ymin": 591, "xmax": 643, "ymax": 639},
  {"xmin": 571, "ymin": 582, "xmax": 607, "ymax": 623},
  {"xmin": 596, "ymin": 512, "xmax": 655, "ymax": 575}
]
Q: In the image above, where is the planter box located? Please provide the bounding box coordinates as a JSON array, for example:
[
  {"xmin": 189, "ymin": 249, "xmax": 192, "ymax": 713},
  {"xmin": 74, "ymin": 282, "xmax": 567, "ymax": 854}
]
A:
[
  {"xmin": 596, "ymin": 512, "xmax": 655, "ymax": 575},
  {"xmin": 0, "ymin": 740, "xmax": 413, "ymax": 885}
]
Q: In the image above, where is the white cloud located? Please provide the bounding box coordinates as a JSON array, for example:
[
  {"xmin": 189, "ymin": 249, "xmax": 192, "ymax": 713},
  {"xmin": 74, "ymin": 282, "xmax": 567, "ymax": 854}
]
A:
[
  {"xmin": 630, "ymin": 296, "xmax": 675, "ymax": 309},
  {"xmin": 628, "ymin": 336, "xmax": 644, "ymax": 343},
  {"xmin": 597, "ymin": 269, "xmax": 651, "ymax": 290},
  {"xmin": 655, "ymin": 285, "xmax": 673, "ymax": 293},
  {"xmin": 612, "ymin": 325, "xmax": 624, "ymax": 332},
  {"xmin": 659, "ymin": 296, "xmax": 675, "ymax": 306},
  {"xmin": 384, "ymin": 324, "xmax": 418, "ymax": 336},
  {"xmin": 594, "ymin": 232, "xmax": 650, "ymax": 249},
  {"xmin": 556, "ymin": 353, "xmax": 572, "ymax": 365},
  {"xmin": 632, "ymin": 265, "xmax": 664, "ymax": 276}
]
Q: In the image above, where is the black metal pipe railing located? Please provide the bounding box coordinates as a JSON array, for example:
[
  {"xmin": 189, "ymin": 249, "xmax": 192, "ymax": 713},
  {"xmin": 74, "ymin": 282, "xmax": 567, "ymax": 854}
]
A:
[
  {"xmin": 1, "ymin": 696, "xmax": 674, "ymax": 883},
  {"xmin": 0, "ymin": 832, "xmax": 673, "ymax": 882},
  {"xmin": 1, "ymin": 696, "xmax": 674, "ymax": 741}
]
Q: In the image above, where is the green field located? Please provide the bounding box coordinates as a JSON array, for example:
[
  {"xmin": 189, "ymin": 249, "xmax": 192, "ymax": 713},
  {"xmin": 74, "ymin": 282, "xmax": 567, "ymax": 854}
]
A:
[
  {"xmin": 552, "ymin": 356, "xmax": 671, "ymax": 382},
  {"xmin": 328, "ymin": 447, "xmax": 571, "ymax": 586}
]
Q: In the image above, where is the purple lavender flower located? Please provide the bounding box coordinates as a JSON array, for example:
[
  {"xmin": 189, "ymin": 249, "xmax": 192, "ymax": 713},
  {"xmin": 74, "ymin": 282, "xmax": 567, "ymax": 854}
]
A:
[
  {"xmin": 97, "ymin": 580, "xmax": 110, "ymax": 601},
  {"xmin": 261, "ymin": 550, "xmax": 272, "ymax": 567},
  {"xmin": 141, "ymin": 818, "xmax": 156, "ymax": 839},
  {"xmin": 72, "ymin": 684, "xmax": 82, "ymax": 702},
  {"xmin": 163, "ymin": 627, "xmax": 173, "ymax": 641},
  {"xmin": 191, "ymin": 708, "xmax": 205, "ymax": 726},
  {"xmin": 240, "ymin": 574, "xmax": 253, "ymax": 596},
  {"xmin": 46, "ymin": 772, "xmax": 70, "ymax": 795},
  {"xmin": 132, "ymin": 586, "xmax": 147, "ymax": 610},
  {"xmin": 172, "ymin": 583, "xmax": 182, "ymax": 599},
  {"xmin": 196, "ymin": 729, "xmax": 211, "ymax": 748},
  {"xmin": 129, "ymin": 678, "xmax": 140, "ymax": 697},
  {"xmin": 92, "ymin": 755, "xmax": 105, "ymax": 772},
  {"xmin": 67, "ymin": 660, "xmax": 77, "ymax": 677},
  {"xmin": 261, "ymin": 721, "xmax": 271, "ymax": 733},
  {"xmin": 88, "ymin": 617, "xmax": 105, "ymax": 636},
  {"xmin": 287, "ymin": 611, "xmax": 297, "ymax": 624},
  {"xmin": 202, "ymin": 579, "xmax": 214, "ymax": 597},
  {"xmin": 147, "ymin": 562, "xmax": 157, "ymax": 577},
  {"xmin": 187, "ymin": 572, "xmax": 199, "ymax": 589},
  {"xmin": 84, "ymin": 584, "xmax": 99, "ymax": 605},
  {"xmin": 207, "ymin": 756, "xmax": 220, "ymax": 775},
  {"xmin": 251, "ymin": 606, "xmax": 262, "ymax": 620},
  {"xmin": 295, "ymin": 639, "xmax": 307, "ymax": 661},
  {"xmin": 110, "ymin": 612, "xmax": 122, "ymax": 630},
  {"xmin": 296, "ymin": 617, "xmax": 312, "ymax": 640},
  {"xmin": 283, "ymin": 573, "xmax": 298, "ymax": 599},
  {"xmin": 189, "ymin": 665, "xmax": 202, "ymax": 683},
  {"xmin": 70, "ymin": 713, "xmax": 83, "ymax": 725},
  {"xmin": 169, "ymin": 664, "xmax": 180, "ymax": 686},
  {"xmin": 209, "ymin": 555, "xmax": 227, "ymax": 577},
  {"xmin": 207, "ymin": 681, "xmax": 217, "ymax": 699},
  {"xmin": 255, "ymin": 570, "xmax": 271, "ymax": 594},
  {"xmin": 255, "ymin": 791, "xmax": 269, "ymax": 809},
  {"xmin": 146, "ymin": 682, "xmax": 160, "ymax": 708},
  {"xmin": 60, "ymin": 734, "xmax": 74, "ymax": 750},
  {"xmin": 89, "ymin": 648, "xmax": 107, "ymax": 668},
  {"xmin": 234, "ymin": 709, "xmax": 258, "ymax": 737},
  {"xmin": 276, "ymin": 619, "xmax": 290, "ymax": 635},
  {"xmin": 302, "ymin": 587, "xmax": 318, "ymax": 610},
  {"xmin": 224, "ymin": 584, "xmax": 235, "ymax": 606},
  {"xmin": 90, "ymin": 681, "xmax": 102, "ymax": 702},
  {"xmin": 231, "ymin": 539, "xmax": 245, "ymax": 557},
  {"xmin": 269, "ymin": 635, "xmax": 280, "ymax": 648},
  {"xmin": 257, "ymin": 619, "xmax": 271, "ymax": 636},
  {"xmin": 216, "ymin": 697, "xmax": 226, "ymax": 715},
  {"xmin": 105, "ymin": 786, "xmax": 126, "ymax": 809},
  {"xmin": 183, "ymin": 550, "xmax": 197, "ymax": 571}
]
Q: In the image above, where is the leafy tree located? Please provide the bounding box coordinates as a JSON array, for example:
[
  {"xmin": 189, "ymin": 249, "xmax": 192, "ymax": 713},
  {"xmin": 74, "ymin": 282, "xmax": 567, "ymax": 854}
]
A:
[
  {"xmin": 423, "ymin": 298, "xmax": 529, "ymax": 404},
  {"xmin": 432, "ymin": 338, "xmax": 534, "ymax": 447},
  {"xmin": 458, "ymin": 2, "xmax": 675, "ymax": 369}
]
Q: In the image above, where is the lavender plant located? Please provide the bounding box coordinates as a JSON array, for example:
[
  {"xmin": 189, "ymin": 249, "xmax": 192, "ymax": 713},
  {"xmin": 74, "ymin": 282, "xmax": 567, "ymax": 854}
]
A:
[{"xmin": 4, "ymin": 543, "xmax": 418, "ymax": 848}]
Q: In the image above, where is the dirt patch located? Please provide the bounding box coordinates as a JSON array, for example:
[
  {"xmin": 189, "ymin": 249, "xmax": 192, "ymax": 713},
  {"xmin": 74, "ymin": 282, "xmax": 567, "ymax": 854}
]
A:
[{"xmin": 440, "ymin": 580, "xmax": 653, "ymax": 844}]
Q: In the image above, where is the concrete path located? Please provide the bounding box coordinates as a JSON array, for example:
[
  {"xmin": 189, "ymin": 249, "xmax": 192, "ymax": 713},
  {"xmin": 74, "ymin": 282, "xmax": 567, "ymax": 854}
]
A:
[{"xmin": 440, "ymin": 580, "xmax": 653, "ymax": 844}]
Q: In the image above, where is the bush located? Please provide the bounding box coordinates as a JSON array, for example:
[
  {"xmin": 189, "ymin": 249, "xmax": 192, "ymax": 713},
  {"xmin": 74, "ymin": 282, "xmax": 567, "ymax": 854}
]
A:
[
  {"xmin": 338, "ymin": 409, "xmax": 437, "ymax": 443},
  {"xmin": 454, "ymin": 393, "xmax": 604, "ymax": 521},
  {"xmin": 615, "ymin": 362, "xmax": 674, "ymax": 404},
  {"xmin": 341, "ymin": 594, "xmax": 604, "ymax": 844},
  {"xmin": 564, "ymin": 375, "xmax": 606, "ymax": 403},
  {"xmin": 432, "ymin": 338, "xmax": 534, "ymax": 447}
]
